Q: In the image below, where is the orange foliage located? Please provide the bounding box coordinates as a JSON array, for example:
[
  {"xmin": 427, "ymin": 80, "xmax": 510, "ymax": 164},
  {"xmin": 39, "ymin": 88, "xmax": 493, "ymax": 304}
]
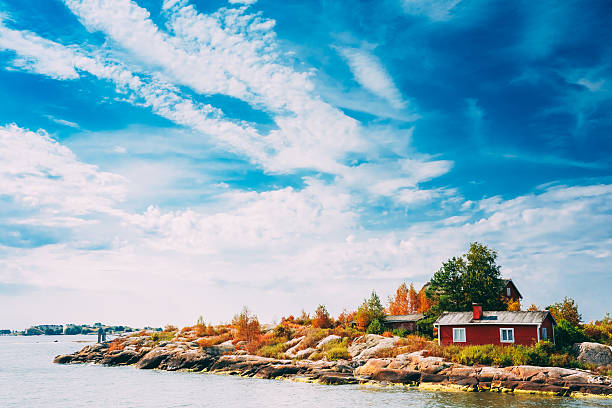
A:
[
  {"xmin": 196, "ymin": 333, "xmax": 232, "ymax": 348},
  {"xmin": 507, "ymin": 299, "xmax": 521, "ymax": 311},
  {"xmin": 417, "ymin": 288, "xmax": 433, "ymax": 313},
  {"xmin": 233, "ymin": 307, "xmax": 261, "ymax": 351},
  {"xmin": 527, "ymin": 303, "xmax": 539, "ymax": 311},
  {"xmin": 312, "ymin": 305, "xmax": 333, "ymax": 329},
  {"xmin": 164, "ymin": 325, "xmax": 178, "ymax": 332},
  {"xmin": 408, "ymin": 283, "xmax": 419, "ymax": 313},
  {"xmin": 382, "ymin": 331, "xmax": 394, "ymax": 338},
  {"xmin": 354, "ymin": 309, "xmax": 369, "ymax": 331},
  {"xmin": 387, "ymin": 283, "xmax": 409, "ymax": 315},
  {"xmin": 108, "ymin": 339, "xmax": 125, "ymax": 352}
]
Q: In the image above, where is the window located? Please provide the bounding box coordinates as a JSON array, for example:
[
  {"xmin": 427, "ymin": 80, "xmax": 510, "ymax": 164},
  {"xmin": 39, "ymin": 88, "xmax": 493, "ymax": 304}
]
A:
[
  {"xmin": 500, "ymin": 328, "xmax": 514, "ymax": 343},
  {"xmin": 453, "ymin": 328, "xmax": 466, "ymax": 342},
  {"xmin": 507, "ymin": 287, "xmax": 511, "ymax": 296},
  {"xmin": 542, "ymin": 327, "xmax": 547, "ymax": 340}
]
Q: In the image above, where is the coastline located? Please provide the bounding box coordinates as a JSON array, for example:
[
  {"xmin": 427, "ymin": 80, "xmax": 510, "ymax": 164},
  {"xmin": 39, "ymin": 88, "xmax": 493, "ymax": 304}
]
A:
[{"xmin": 54, "ymin": 335, "xmax": 612, "ymax": 399}]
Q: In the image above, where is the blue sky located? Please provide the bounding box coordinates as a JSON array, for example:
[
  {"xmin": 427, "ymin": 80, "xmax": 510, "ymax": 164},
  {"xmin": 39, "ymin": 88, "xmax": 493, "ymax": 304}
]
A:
[{"xmin": 0, "ymin": 0, "xmax": 610, "ymax": 329}]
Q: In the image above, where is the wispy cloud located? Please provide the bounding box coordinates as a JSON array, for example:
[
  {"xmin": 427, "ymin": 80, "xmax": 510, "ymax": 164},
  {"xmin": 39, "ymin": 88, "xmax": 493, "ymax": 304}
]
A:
[
  {"xmin": 336, "ymin": 47, "xmax": 406, "ymax": 110},
  {"xmin": 401, "ymin": 0, "xmax": 462, "ymax": 21}
]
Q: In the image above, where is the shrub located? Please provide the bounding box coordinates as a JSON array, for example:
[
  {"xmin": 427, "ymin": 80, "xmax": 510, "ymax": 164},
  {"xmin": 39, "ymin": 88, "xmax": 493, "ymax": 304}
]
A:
[
  {"xmin": 108, "ymin": 339, "xmax": 125, "ymax": 352},
  {"xmin": 308, "ymin": 351, "xmax": 324, "ymax": 360},
  {"xmin": 366, "ymin": 318, "xmax": 383, "ymax": 335},
  {"xmin": 196, "ymin": 333, "xmax": 232, "ymax": 348},
  {"xmin": 257, "ymin": 342, "xmax": 288, "ymax": 359},
  {"xmin": 151, "ymin": 331, "xmax": 175, "ymax": 343},
  {"xmin": 312, "ymin": 305, "xmax": 333, "ymax": 329},
  {"xmin": 392, "ymin": 328, "xmax": 408, "ymax": 338},
  {"xmin": 298, "ymin": 328, "xmax": 329, "ymax": 350},
  {"xmin": 555, "ymin": 319, "xmax": 589, "ymax": 351},
  {"xmin": 322, "ymin": 338, "xmax": 350, "ymax": 361},
  {"xmin": 273, "ymin": 323, "xmax": 295, "ymax": 341}
]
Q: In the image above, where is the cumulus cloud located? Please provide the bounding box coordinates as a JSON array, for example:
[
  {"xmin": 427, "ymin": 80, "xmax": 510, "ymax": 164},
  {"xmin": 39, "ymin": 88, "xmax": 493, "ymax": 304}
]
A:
[{"xmin": 0, "ymin": 124, "xmax": 126, "ymax": 216}]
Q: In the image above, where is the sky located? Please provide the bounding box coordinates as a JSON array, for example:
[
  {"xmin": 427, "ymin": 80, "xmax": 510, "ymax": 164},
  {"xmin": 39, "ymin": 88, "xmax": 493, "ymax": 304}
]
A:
[{"xmin": 0, "ymin": 0, "xmax": 611, "ymax": 330}]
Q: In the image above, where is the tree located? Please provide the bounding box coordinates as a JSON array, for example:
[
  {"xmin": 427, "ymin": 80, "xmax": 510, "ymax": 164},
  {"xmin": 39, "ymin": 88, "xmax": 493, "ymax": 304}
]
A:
[
  {"xmin": 417, "ymin": 287, "xmax": 433, "ymax": 313},
  {"xmin": 527, "ymin": 303, "xmax": 539, "ymax": 311},
  {"xmin": 427, "ymin": 242, "xmax": 506, "ymax": 312},
  {"xmin": 408, "ymin": 283, "xmax": 419, "ymax": 313},
  {"xmin": 312, "ymin": 304, "xmax": 333, "ymax": 328},
  {"xmin": 232, "ymin": 306, "xmax": 261, "ymax": 344},
  {"xmin": 355, "ymin": 290, "xmax": 386, "ymax": 331},
  {"xmin": 507, "ymin": 299, "xmax": 521, "ymax": 311},
  {"xmin": 387, "ymin": 283, "xmax": 409, "ymax": 315},
  {"xmin": 547, "ymin": 297, "xmax": 582, "ymax": 326}
]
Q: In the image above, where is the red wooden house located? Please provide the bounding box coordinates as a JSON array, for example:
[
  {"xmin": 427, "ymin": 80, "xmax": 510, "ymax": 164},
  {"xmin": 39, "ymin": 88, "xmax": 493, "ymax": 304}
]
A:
[
  {"xmin": 502, "ymin": 278, "xmax": 522, "ymax": 302},
  {"xmin": 433, "ymin": 304, "xmax": 556, "ymax": 346}
]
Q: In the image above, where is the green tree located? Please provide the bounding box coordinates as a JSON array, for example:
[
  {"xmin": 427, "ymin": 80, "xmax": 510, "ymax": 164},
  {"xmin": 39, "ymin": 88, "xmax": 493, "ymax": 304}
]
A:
[
  {"xmin": 355, "ymin": 290, "xmax": 386, "ymax": 331},
  {"xmin": 427, "ymin": 242, "xmax": 506, "ymax": 312},
  {"xmin": 547, "ymin": 297, "xmax": 582, "ymax": 326}
]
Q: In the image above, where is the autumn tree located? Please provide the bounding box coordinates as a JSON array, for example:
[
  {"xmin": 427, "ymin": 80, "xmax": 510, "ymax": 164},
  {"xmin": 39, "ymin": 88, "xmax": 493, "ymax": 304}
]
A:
[
  {"xmin": 547, "ymin": 297, "xmax": 582, "ymax": 326},
  {"xmin": 355, "ymin": 291, "xmax": 386, "ymax": 331},
  {"xmin": 387, "ymin": 283, "xmax": 409, "ymax": 315},
  {"xmin": 232, "ymin": 306, "xmax": 261, "ymax": 345},
  {"xmin": 527, "ymin": 303, "xmax": 539, "ymax": 311},
  {"xmin": 417, "ymin": 286, "xmax": 433, "ymax": 313},
  {"xmin": 408, "ymin": 283, "xmax": 419, "ymax": 313},
  {"xmin": 507, "ymin": 299, "xmax": 521, "ymax": 311},
  {"xmin": 312, "ymin": 304, "xmax": 333, "ymax": 328}
]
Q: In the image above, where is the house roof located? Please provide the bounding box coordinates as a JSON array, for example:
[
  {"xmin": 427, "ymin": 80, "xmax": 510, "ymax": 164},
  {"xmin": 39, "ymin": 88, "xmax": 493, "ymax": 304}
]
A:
[
  {"xmin": 434, "ymin": 310, "xmax": 554, "ymax": 326},
  {"xmin": 503, "ymin": 278, "xmax": 523, "ymax": 299},
  {"xmin": 383, "ymin": 314, "xmax": 424, "ymax": 323}
]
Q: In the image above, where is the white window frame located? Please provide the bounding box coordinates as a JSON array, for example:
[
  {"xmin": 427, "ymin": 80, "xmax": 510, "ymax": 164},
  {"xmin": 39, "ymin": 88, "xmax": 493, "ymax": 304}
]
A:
[
  {"xmin": 500, "ymin": 328, "xmax": 515, "ymax": 343},
  {"xmin": 453, "ymin": 327, "xmax": 466, "ymax": 343},
  {"xmin": 542, "ymin": 327, "xmax": 547, "ymax": 340}
]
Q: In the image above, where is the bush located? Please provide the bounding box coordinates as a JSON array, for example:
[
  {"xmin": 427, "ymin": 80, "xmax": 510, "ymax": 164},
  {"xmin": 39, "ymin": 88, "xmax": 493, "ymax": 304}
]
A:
[
  {"xmin": 555, "ymin": 319, "xmax": 589, "ymax": 351},
  {"xmin": 322, "ymin": 338, "xmax": 350, "ymax": 361},
  {"xmin": 366, "ymin": 318, "xmax": 383, "ymax": 335},
  {"xmin": 392, "ymin": 328, "xmax": 408, "ymax": 338},
  {"xmin": 151, "ymin": 331, "xmax": 175, "ymax": 343},
  {"xmin": 273, "ymin": 323, "xmax": 295, "ymax": 341},
  {"xmin": 257, "ymin": 342, "xmax": 288, "ymax": 359},
  {"xmin": 298, "ymin": 328, "xmax": 329, "ymax": 350}
]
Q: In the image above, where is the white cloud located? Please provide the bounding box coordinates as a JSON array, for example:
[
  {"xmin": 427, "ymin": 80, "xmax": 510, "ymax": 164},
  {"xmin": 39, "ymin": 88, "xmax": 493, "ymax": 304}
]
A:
[
  {"xmin": 401, "ymin": 0, "xmax": 462, "ymax": 21},
  {"xmin": 336, "ymin": 47, "xmax": 406, "ymax": 109},
  {"xmin": 0, "ymin": 124, "xmax": 126, "ymax": 215}
]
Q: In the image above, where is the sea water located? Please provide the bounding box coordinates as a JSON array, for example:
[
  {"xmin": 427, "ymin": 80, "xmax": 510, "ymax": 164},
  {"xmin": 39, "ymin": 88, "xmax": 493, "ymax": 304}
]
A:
[{"xmin": 1, "ymin": 335, "xmax": 611, "ymax": 408}]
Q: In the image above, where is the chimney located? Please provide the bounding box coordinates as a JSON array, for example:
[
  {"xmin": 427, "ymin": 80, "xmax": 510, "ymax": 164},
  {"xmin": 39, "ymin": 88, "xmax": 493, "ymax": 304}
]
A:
[{"xmin": 472, "ymin": 303, "xmax": 483, "ymax": 320}]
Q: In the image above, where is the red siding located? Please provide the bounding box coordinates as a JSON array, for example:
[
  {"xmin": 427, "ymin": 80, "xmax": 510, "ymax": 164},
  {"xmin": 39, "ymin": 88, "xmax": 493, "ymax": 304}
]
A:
[
  {"xmin": 540, "ymin": 315, "xmax": 555, "ymax": 343},
  {"xmin": 502, "ymin": 281, "xmax": 521, "ymax": 302},
  {"xmin": 439, "ymin": 324, "xmax": 540, "ymax": 346}
]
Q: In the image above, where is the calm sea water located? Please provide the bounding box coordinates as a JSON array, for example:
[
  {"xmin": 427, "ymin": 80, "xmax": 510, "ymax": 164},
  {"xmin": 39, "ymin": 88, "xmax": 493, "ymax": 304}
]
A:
[{"xmin": 1, "ymin": 335, "xmax": 611, "ymax": 408}]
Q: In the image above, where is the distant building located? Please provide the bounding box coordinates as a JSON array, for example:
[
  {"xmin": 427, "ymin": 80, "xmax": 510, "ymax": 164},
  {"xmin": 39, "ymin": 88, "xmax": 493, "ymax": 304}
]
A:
[
  {"xmin": 502, "ymin": 279, "xmax": 522, "ymax": 302},
  {"xmin": 383, "ymin": 314, "xmax": 424, "ymax": 332},
  {"xmin": 433, "ymin": 304, "xmax": 555, "ymax": 346}
]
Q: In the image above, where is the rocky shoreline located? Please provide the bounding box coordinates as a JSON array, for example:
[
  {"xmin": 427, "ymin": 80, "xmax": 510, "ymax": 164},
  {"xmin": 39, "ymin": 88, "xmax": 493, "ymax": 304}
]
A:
[{"xmin": 54, "ymin": 334, "xmax": 612, "ymax": 398}]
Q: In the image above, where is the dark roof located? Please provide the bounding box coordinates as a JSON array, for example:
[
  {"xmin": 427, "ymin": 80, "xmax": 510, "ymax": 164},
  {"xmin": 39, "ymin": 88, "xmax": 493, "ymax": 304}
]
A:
[
  {"xmin": 383, "ymin": 314, "xmax": 424, "ymax": 323},
  {"xmin": 434, "ymin": 310, "xmax": 554, "ymax": 326},
  {"xmin": 503, "ymin": 278, "xmax": 523, "ymax": 299}
]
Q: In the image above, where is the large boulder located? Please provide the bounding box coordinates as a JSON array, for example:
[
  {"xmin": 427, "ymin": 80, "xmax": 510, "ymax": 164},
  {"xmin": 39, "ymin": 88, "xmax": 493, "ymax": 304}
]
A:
[
  {"xmin": 348, "ymin": 334, "xmax": 396, "ymax": 360},
  {"xmin": 574, "ymin": 342, "xmax": 612, "ymax": 367},
  {"xmin": 136, "ymin": 348, "xmax": 176, "ymax": 369}
]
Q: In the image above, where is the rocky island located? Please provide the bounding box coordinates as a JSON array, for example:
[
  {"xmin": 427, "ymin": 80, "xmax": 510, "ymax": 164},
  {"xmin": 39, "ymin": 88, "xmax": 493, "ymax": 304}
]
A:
[{"xmin": 54, "ymin": 331, "xmax": 612, "ymax": 399}]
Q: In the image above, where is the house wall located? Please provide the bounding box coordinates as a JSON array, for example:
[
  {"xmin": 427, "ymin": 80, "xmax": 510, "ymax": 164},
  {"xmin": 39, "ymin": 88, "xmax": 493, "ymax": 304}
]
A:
[
  {"xmin": 502, "ymin": 282, "xmax": 521, "ymax": 302},
  {"xmin": 385, "ymin": 321, "xmax": 417, "ymax": 332},
  {"xmin": 439, "ymin": 324, "xmax": 539, "ymax": 346},
  {"xmin": 540, "ymin": 315, "xmax": 555, "ymax": 343}
]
